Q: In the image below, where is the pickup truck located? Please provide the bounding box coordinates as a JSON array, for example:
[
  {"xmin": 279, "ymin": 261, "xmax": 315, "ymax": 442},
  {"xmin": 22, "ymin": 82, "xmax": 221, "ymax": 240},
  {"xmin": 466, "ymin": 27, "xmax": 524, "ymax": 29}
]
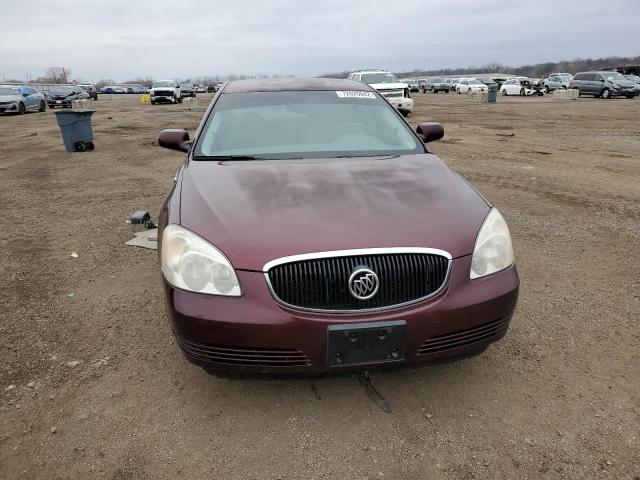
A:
[{"xmin": 150, "ymin": 80, "xmax": 182, "ymax": 104}]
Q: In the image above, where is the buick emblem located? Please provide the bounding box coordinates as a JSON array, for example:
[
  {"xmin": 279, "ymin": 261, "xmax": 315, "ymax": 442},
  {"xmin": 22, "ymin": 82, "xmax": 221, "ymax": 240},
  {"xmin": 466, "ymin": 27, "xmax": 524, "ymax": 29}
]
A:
[{"xmin": 348, "ymin": 267, "xmax": 379, "ymax": 300}]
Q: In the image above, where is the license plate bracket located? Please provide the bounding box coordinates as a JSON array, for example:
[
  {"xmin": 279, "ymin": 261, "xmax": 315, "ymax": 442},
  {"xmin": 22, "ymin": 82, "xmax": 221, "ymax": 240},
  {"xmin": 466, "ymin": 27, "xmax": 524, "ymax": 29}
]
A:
[{"xmin": 326, "ymin": 320, "xmax": 406, "ymax": 367}]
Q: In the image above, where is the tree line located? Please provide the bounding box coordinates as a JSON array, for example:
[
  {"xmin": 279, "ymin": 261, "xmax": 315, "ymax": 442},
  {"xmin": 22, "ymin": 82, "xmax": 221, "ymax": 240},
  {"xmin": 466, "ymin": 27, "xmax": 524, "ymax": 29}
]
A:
[{"xmin": 319, "ymin": 55, "xmax": 640, "ymax": 79}]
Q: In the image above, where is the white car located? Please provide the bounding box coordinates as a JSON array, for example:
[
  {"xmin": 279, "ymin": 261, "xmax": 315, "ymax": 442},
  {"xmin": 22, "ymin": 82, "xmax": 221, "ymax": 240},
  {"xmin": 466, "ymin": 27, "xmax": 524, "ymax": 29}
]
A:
[
  {"xmin": 150, "ymin": 80, "xmax": 182, "ymax": 104},
  {"xmin": 455, "ymin": 78, "xmax": 488, "ymax": 94},
  {"xmin": 348, "ymin": 70, "xmax": 414, "ymax": 116},
  {"xmin": 500, "ymin": 78, "xmax": 544, "ymax": 96}
]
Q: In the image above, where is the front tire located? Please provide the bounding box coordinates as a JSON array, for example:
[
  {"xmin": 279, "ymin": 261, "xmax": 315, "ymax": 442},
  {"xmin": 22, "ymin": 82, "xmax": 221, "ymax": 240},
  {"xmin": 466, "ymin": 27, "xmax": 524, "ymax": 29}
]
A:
[
  {"xmin": 18, "ymin": 102, "xmax": 26, "ymax": 114},
  {"xmin": 601, "ymin": 88, "xmax": 611, "ymax": 99},
  {"xmin": 39, "ymin": 100, "xmax": 46, "ymax": 112},
  {"xmin": 501, "ymin": 89, "xmax": 507, "ymax": 96},
  {"xmin": 545, "ymin": 86, "xmax": 550, "ymax": 94}
]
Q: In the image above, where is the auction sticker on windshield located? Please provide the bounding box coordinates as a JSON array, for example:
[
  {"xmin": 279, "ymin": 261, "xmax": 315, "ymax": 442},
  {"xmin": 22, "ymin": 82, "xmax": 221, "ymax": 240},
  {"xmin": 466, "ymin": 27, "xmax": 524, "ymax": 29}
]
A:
[{"xmin": 336, "ymin": 91, "xmax": 376, "ymax": 99}]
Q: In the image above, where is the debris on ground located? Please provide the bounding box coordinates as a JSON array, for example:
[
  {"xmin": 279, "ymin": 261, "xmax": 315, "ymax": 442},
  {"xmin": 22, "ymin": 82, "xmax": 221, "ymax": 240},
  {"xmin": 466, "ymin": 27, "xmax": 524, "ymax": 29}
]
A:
[{"xmin": 125, "ymin": 229, "xmax": 158, "ymax": 250}]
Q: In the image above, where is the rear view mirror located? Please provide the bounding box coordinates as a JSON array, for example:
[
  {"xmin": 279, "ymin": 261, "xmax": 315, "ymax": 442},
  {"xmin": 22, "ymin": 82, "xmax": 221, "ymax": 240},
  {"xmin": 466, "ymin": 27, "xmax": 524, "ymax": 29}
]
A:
[
  {"xmin": 158, "ymin": 129, "xmax": 191, "ymax": 152},
  {"xmin": 416, "ymin": 122, "xmax": 444, "ymax": 143}
]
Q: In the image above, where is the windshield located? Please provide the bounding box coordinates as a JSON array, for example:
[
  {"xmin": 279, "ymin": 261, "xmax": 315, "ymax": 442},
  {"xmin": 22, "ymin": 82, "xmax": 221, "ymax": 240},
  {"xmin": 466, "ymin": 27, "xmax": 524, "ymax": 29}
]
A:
[
  {"xmin": 0, "ymin": 87, "xmax": 20, "ymax": 95},
  {"xmin": 469, "ymin": 80, "xmax": 483, "ymax": 85},
  {"xmin": 153, "ymin": 81, "xmax": 174, "ymax": 88},
  {"xmin": 603, "ymin": 72, "xmax": 626, "ymax": 81},
  {"xmin": 432, "ymin": 78, "xmax": 443, "ymax": 83},
  {"xmin": 51, "ymin": 87, "xmax": 73, "ymax": 94},
  {"xmin": 360, "ymin": 73, "xmax": 397, "ymax": 84},
  {"xmin": 194, "ymin": 91, "xmax": 423, "ymax": 160},
  {"xmin": 626, "ymin": 75, "xmax": 640, "ymax": 82}
]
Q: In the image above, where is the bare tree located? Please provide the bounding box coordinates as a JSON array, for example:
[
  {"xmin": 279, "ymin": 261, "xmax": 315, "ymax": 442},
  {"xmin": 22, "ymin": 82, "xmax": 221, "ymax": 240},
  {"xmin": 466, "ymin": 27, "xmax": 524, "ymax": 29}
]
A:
[{"xmin": 44, "ymin": 67, "xmax": 71, "ymax": 84}]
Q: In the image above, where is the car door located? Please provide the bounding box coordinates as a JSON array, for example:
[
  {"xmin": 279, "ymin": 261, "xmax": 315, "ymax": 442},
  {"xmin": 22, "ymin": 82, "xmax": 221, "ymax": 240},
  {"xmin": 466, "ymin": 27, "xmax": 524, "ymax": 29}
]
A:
[
  {"xmin": 28, "ymin": 88, "xmax": 41, "ymax": 109},
  {"xmin": 505, "ymin": 80, "xmax": 515, "ymax": 95},
  {"xmin": 591, "ymin": 74, "xmax": 604, "ymax": 95}
]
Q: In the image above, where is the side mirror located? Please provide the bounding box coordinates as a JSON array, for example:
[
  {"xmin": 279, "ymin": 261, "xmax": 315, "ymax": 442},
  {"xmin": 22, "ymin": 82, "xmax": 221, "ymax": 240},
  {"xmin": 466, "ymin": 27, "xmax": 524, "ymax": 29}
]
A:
[
  {"xmin": 158, "ymin": 129, "xmax": 191, "ymax": 153},
  {"xmin": 416, "ymin": 122, "xmax": 444, "ymax": 143}
]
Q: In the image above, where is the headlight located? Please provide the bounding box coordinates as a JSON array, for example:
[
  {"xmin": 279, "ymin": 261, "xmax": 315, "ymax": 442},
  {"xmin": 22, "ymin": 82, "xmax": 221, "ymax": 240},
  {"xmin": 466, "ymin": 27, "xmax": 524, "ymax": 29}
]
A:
[
  {"xmin": 611, "ymin": 84, "xmax": 620, "ymax": 89},
  {"xmin": 470, "ymin": 208, "xmax": 514, "ymax": 279},
  {"xmin": 161, "ymin": 224, "xmax": 241, "ymax": 296}
]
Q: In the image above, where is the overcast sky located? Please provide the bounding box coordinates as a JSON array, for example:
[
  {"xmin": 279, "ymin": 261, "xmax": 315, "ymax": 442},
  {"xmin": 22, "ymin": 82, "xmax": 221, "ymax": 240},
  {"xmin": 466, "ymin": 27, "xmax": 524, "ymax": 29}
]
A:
[{"xmin": 1, "ymin": 0, "xmax": 638, "ymax": 82}]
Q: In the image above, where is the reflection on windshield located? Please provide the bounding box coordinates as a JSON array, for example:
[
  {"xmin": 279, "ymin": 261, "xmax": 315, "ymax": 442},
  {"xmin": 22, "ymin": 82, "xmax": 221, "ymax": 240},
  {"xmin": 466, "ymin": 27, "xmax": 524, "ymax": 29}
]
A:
[
  {"xmin": 153, "ymin": 81, "xmax": 174, "ymax": 88},
  {"xmin": 0, "ymin": 87, "xmax": 20, "ymax": 95},
  {"xmin": 360, "ymin": 73, "xmax": 397, "ymax": 84}
]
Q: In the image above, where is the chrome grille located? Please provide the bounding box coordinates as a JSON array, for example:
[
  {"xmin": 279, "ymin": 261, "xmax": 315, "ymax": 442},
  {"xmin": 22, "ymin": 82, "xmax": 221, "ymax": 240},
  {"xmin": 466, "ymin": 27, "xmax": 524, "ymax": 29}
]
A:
[{"xmin": 266, "ymin": 250, "xmax": 450, "ymax": 312}]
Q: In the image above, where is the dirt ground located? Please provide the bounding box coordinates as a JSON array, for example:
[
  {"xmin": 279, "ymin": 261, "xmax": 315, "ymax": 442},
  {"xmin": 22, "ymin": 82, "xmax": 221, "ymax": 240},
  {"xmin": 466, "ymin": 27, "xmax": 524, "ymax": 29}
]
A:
[{"xmin": 1, "ymin": 91, "xmax": 638, "ymax": 480}]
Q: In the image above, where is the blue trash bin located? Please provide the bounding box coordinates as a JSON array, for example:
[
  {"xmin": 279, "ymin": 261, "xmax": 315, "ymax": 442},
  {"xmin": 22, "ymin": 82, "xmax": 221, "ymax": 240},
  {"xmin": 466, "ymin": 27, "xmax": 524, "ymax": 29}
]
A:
[
  {"xmin": 54, "ymin": 110, "xmax": 95, "ymax": 152},
  {"xmin": 487, "ymin": 85, "xmax": 498, "ymax": 103}
]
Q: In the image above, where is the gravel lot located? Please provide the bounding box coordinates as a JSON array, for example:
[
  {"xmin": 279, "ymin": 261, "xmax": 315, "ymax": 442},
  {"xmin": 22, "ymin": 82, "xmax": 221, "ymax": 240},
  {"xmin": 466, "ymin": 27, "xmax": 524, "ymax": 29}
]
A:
[{"xmin": 1, "ymin": 92, "xmax": 638, "ymax": 479}]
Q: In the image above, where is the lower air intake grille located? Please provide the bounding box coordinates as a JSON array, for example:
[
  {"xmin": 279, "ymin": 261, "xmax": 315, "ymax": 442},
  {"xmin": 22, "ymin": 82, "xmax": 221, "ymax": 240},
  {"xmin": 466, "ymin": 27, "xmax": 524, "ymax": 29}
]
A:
[
  {"xmin": 417, "ymin": 317, "xmax": 511, "ymax": 355},
  {"xmin": 176, "ymin": 336, "xmax": 311, "ymax": 367}
]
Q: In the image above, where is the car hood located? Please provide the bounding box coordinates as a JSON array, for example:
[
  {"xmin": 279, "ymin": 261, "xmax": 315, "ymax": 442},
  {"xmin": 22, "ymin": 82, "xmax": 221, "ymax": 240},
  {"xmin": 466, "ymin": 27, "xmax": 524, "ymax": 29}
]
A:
[
  {"xmin": 178, "ymin": 154, "xmax": 490, "ymax": 270},
  {"xmin": 0, "ymin": 94, "xmax": 21, "ymax": 102},
  {"xmin": 612, "ymin": 79, "xmax": 637, "ymax": 87},
  {"xmin": 48, "ymin": 91, "xmax": 75, "ymax": 98},
  {"xmin": 368, "ymin": 82, "xmax": 408, "ymax": 90}
]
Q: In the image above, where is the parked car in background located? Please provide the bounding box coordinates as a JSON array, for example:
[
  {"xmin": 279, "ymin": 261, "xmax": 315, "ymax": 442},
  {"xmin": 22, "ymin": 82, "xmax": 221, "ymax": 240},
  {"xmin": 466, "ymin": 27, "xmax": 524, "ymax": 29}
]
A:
[
  {"xmin": 499, "ymin": 78, "xmax": 544, "ymax": 96},
  {"xmin": 455, "ymin": 78, "xmax": 488, "ymax": 94},
  {"xmin": 405, "ymin": 79, "xmax": 419, "ymax": 92},
  {"xmin": 348, "ymin": 69, "xmax": 413, "ymax": 116},
  {"xmin": 550, "ymin": 73, "xmax": 573, "ymax": 87},
  {"xmin": 46, "ymin": 85, "xmax": 90, "ymax": 108},
  {"xmin": 101, "ymin": 86, "xmax": 125, "ymax": 94},
  {"xmin": 624, "ymin": 74, "xmax": 640, "ymax": 89},
  {"xmin": 78, "ymin": 84, "xmax": 98, "ymax": 100},
  {"xmin": 195, "ymin": 84, "xmax": 207, "ymax": 93},
  {"xmin": 0, "ymin": 85, "xmax": 47, "ymax": 114},
  {"xmin": 206, "ymin": 85, "xmax": 217, "ymax": 93},
  {"xmin": 150, "ymin": 80, "xmax": 182, "ymax": 104},
  {"xmin": 543, "ymin": 74, "xmax": 569, "ymax": 93},
  {"xmin": 155, "ymin": 77, "xmax": 519, "ymax": 375},
  {"xmin": 131, "ymin": 86, "xmax": 149, "ymax": 94},
  {"xmin": 569, "ymin": 71, "xmax": 638, "ymax": 99},
  {"xmin": 181, "ymin": 83, "xmax": 196, "ymax": 98},
  {"xmin": 425, "ymin": 78, "xmax": 451, "ymax": 93}
]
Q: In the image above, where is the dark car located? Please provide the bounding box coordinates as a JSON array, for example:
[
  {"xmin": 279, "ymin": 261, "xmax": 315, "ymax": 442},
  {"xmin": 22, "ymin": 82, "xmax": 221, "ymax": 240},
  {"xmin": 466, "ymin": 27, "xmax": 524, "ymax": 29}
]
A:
[
  {"xmin": 569, "ymin": 71, "xmax": 638, "ymax": 99},
  {"xmin": 156, "ymin": 78, "xmax": 519, "ymax": 375},
  {"xmin": 46, "ymin": 86, "xmax": 90, "ymax": 108},
  {"xmin": 206, "ymin": 85, "xmax": 217, "ymax": 93},
  {"xmin": 181, "ymin": 83, "xmax": 196, "ymax": 98}
]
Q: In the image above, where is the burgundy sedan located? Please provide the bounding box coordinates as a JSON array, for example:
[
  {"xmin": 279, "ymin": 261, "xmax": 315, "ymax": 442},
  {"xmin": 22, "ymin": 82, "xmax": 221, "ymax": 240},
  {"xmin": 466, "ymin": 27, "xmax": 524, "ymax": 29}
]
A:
[{"xmin": 157, "ymin": 78, "xmax": 519, "ymax": 375}]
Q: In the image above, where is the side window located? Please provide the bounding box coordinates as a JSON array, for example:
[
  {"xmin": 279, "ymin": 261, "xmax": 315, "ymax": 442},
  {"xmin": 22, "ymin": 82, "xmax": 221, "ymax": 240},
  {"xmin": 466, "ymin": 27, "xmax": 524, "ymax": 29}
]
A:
[{"xmin": 593, "ymin": 74, "xmax": 603, "ymax": 82}]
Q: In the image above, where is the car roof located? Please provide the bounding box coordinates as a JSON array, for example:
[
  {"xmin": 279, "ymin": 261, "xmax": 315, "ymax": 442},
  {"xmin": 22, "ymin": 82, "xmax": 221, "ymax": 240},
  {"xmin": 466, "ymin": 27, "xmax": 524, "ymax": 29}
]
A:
[{"xmin": 223, "ymin": 78, "xmax": 375, "ymax": 93}]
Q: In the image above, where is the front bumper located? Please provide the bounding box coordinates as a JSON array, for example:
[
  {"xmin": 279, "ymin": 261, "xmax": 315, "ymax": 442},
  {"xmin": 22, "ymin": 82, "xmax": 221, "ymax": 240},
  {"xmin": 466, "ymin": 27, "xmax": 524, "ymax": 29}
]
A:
[
  {"xmin": 47, "ymin": 98, "xmax": 73, "ymax": 106},
  {"xmin": 387, "ymin": 97, "xmax": 413, "ymax": 112},
  {"xmin": 151, "ymin": 95, "xmax": 177, "ymax": 103},
  {"xmin": 164, "ymin": 256, "xmax": 519, "ymax": 374},
  {"xmin": 0, "ymin": 102, "xmax": 18, "ymax": 113}
]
